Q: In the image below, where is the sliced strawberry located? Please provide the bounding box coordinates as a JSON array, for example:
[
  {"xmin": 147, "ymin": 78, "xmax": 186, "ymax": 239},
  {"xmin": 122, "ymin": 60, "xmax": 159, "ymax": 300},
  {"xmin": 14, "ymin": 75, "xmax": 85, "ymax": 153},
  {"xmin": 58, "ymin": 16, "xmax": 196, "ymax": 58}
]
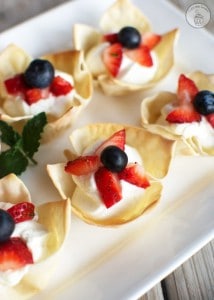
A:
[
  {"xmin": 95, "ymin": 129, "xmax": 126, "ymax": 155},
  {"xmin": 118, "ymin": 163, "xmax": 150, "ymax": 188},
  {"xmin": 25, "ymin": 87, "xmax": 49, "ymax": 105},
  {"xmin": 95, "ymin": 167, "xmax": 122, "ymax": 208},
  {"xmin": 177, "ymin": 74, "xmax": 199, "ymax": 105},
  {"xmin": 7, "ymin": 202, "xmax": 35, "ymax": 223},
  {"xmin": 64, "ymin": 155, "xmax": 100, "ymax": 176},
  {"xmin": 166, "ymin": 105, "xmax": 201, "ymax": 123},
  {"xmin": 142, "ymin": 32, "xmax": 161, "ymax": 49},
  {"xmin": 125, "ymin": 45, "xmax": 153, "ymax": 67},
  {"xmin": 5, "ymin": 74, "xmax": 51, "ymax": 105},
  {"xmin": 102, "ymin": 43, "xmax": 123, "ymax": 77},
  {"xmin": 206, "ymin": 113, "xmax": 214, "ymax": 127},
  {"xmin": 0, "ymin": 237, "xmax": 33, "ymax": 271},
  {"xmin": 4, "ymin": 74, "xmax": 27, "ymax": 95},
  {"xmin": 50, "ymin": 75, "xmax": 73, "ymax": 96},
  {"xmin": 103, "ymin": 33, "xmax": 119, "ymax": 44},
  {"xmin": 25, "ymin": 88, "xmax": 43, "ymax": 105}
]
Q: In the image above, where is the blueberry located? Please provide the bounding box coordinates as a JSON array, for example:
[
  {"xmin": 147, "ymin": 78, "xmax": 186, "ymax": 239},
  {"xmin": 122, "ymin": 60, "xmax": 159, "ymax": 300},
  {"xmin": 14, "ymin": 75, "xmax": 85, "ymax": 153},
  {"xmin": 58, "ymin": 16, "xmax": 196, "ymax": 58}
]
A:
[
  {"xmin": 118, "ymin": 26, "xmax": 141, "ymax": 49},
  {"xmin": 100, "ymin": 146, "xmax": 128, "ymax": 172},
  {"xmin": 24, "ymin": 59, "xmax": 54, "ymax": 88},
  {"xmin": 193, "ymin": 90, "xmax": 214, "ymax": 115},
  {"xmin": 0, "ymin": 209, "xmax": 15, "ymax": 242}
]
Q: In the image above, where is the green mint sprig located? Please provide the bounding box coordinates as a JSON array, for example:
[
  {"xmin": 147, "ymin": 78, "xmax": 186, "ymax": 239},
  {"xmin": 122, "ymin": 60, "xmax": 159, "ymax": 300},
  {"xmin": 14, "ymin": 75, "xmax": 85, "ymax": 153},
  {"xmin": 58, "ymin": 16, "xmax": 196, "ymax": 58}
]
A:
[{"xmin": 0, "ymin": 112, "xmax": 47, "ymax": 178}]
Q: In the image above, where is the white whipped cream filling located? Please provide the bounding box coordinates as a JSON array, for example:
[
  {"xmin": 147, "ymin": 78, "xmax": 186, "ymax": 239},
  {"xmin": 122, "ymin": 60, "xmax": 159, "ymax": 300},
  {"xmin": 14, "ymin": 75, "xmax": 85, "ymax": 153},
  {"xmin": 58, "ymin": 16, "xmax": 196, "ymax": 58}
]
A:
[
  {"xmin": 157, "ymin": 104, "xmax": 214, "ymax": 148},
  {"xmin": 86, "ymin": 42, "xmax": 158, "ymax": 85},
  {"xmin": 0, "ymin": 202, "xmax": 49, "ymax": 287},
  {"xmin": 72, "ymin": 142, "xmax": 147, "ymax": 219},
  {"xmin": 3, "ymin": 71, "xmax": 75, "ymax": 118}
]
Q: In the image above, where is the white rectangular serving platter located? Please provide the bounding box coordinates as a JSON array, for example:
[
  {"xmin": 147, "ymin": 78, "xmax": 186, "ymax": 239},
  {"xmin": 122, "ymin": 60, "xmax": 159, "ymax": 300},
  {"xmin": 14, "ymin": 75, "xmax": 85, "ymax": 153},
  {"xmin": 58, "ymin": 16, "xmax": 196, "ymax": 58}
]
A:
[{"xmin": 0, "ymin": 1, "xmax": 213, "ymax": 299}]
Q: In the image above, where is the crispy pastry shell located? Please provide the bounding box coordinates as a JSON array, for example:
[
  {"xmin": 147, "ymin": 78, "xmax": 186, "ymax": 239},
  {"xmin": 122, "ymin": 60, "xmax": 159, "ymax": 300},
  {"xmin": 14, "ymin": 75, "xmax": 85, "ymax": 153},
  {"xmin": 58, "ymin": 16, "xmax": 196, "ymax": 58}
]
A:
[
  {"xmin": 0, "ymin": 174, "xmax": 71, "ymax": 299},
  {"xmin": 73, "ymin": 0, "xmax": 178, "ymax": 95},
  {"xmin": 99, "ymin": 0, "xmax": 151, "ymax": 33},
  {"xmin": 141, "ymin": 72, "xmax": 214, "ymax": 155},
  {"xmin": 0, "ymin": 44, "xmax": 92, "ymax": 142},
  {"xmin": 47, "ymin": 123, "xmax": 175, "ymax": 226}
]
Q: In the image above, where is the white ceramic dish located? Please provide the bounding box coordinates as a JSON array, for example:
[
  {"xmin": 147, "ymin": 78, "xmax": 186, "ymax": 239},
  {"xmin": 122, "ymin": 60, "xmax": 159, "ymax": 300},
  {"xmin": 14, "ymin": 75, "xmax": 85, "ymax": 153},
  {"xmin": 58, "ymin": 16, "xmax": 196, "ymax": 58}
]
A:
[{"xmin": 0, "ymin": 1, "xmax": 213, "ymax": 299}]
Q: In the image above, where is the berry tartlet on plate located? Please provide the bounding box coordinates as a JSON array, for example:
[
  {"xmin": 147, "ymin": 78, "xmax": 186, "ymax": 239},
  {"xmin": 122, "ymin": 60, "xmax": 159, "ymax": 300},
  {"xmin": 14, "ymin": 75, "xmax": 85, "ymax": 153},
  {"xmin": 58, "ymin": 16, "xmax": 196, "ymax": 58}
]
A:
[
  {"xmin": 47, "ymin": 123, "xmax": 175, "ymax": 226},
  {"xmin": 0, "ymin": 44, "xmax": 92, "ymax": 141},
  {"xmin": 141, "ymin": 72, "xmax": 214, "ymax": 155},
  {"xmin": 0, "ymin": 174, "xmax": 70, "ymax": 299},
  {"xmin": 73, "ymin": 0, "xmax": 178, "ymax": 95}
]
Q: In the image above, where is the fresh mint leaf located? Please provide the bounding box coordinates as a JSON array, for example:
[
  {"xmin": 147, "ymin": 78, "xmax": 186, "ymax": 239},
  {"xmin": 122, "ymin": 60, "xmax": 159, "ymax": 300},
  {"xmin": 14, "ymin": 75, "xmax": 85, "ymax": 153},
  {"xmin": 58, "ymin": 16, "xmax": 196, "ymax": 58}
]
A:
[
  {"xmin": 22, "ymin": 112, "xmax": 47, "ymax": 158},
  {"xmin": 0, "ymin": 112, "xmax": 47, "ymax": 178},
  {"xmin": 0, "ymin": 120, "xmax": 21, "ymax": 146},
  {"xmin": 0, "ymin": 148, "xmax": 28, "ymax": 178}
]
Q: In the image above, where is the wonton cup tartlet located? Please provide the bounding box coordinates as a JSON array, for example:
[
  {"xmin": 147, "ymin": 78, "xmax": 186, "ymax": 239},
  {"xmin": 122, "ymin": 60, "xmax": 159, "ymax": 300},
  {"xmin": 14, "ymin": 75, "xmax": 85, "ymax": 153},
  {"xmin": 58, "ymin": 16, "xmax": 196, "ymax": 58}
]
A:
[
  {"xmin": 0, "ymin": 44, "xmax": 92, "ymax": 142},
  {"xmin": 141, "ymin": 71, "xmax": 214, "ymax": 156},
  {"xmin": 73, "ymin": 0, "xmax": 178, "ymax": 96},
  {"xmin": 47, "ymin": 123, "xmax": 175, "ymax": 226},
  {"xmin": 0, "ymin": 173, "xmax": 71, "ymax": 300}
]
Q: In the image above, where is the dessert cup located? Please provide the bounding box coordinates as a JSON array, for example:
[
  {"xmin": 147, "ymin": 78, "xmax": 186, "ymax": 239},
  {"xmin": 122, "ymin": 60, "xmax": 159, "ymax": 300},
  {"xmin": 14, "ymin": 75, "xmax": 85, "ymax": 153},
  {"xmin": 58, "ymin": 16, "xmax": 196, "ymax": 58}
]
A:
[
  {"xmin": 47, "ymin": 123, "xmax": 175, "ymax": 226},
  {"xmin": 73, "ymin": 0, "xmax": 178, "ymax": 96},
  {"xmin": 141, "ymin": 72, "xmax": 214, "ymax": 155},
  {"xmin": 0, "ymin": 44, "xmax": 93, "ymax": 142},
  {"xmin": 0, "ymin": 173, "xmax": 71, "ymax": 299}
]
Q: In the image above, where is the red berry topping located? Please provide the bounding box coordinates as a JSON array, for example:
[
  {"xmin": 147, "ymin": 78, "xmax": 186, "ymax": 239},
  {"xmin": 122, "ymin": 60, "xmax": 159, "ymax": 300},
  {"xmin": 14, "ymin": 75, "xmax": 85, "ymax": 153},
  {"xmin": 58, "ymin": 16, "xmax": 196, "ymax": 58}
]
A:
[
  {"xmin": 103, "ymin": 33, "xmax": 119, "ymax": 44},
  {"xmin": 102, "ymin": 43, "xmax": 123, "ymax": 77},
  {"xmin": 95, "ymin": 167, "xmax": 122, "ymax": 208},
  {"xmin": 142, "ymin": 32, "xmax": 161, "ymax": 49},
  {"xmin": 95, "ymin": 129, "xmax": 126, "ymax": 155},
  {"xmin": 5, "ymin": 67, "xmax": 73, "ymax": 107},
  {"xmin": 206, "ymin": 113, "xmax": 214, "ymax": 127},
  {"xmin": 4, "ymin": 74, "xmax": 27, "ymax": 95},
  {"xmin": 64, "ymin": 129, "xmax": 151, "ymax": 208},
  {"xmin": 177, "ymin": 74, "xmax": 199, "ymax": 105},
  {"xmin": 118, "ymin": 163, "xmax": 150, "ymax": 188},
  {"xmin": 0, "ymin": 237, "xmax": 33, "ymax": 271},
  {"xmin": 25, "ymin": 88, "xmax": 49, "ymax": 105},
  {"xmin": 7, "ymin": 202, "xmax": 35, "ymax": 224},
  {"xmin": 125, "ymin": 45, "xmax": 153, "ymax": 67},
  {"xmin": 64, "ymin": 155, "xmax": 100, "ymax": 176},
  {"xmin": 50, "ymin": 75, "xmax": 73, "ymax": 96},
  {"xmin": 166, "ymin": 74, "xmax": 202, "ymax": 124},
  {"xmin": 25, "ymin": 88, "xmax": 42, "ymax": 105},
  {"xmin": 166, "ymin": 105, "xmax": 201, "ymax": 123}
]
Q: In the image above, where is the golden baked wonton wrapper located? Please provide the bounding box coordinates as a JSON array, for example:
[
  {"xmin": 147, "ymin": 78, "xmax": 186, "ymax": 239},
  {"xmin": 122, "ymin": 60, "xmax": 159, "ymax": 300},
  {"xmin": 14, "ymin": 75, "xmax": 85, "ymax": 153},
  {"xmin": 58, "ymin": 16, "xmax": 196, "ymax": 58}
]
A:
[
  {"xmin": 73, "ymin": 0, "xmax": 178, "ymax": 96},
  {"xmin": 141, "ymin": 71, "xmax": 214, "ymax": 156},
  {"xmin": 0, "ymin": 44, "xmax": 93, "ymax": 141},
  {"xmin": 0, "ymin": 173, "xmax": 71, "ymax": 300},
  {"xmin": 47, "ymin": 123, "xmax": 175, "ymax": 226}
]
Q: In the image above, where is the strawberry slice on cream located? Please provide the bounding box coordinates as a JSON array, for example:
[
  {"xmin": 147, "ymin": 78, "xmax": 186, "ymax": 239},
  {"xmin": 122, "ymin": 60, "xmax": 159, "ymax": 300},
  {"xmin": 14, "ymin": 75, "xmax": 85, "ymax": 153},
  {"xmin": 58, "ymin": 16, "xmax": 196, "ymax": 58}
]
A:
[
  {"xmin": 72, "ymin": 0, "xmax": 178, "ymax": 95},
  {"xmin": 0, "ymin": 173, "xmax": 70, "ymax": 298},
  {"xmin": 64, "ymin": 129, "xmax": 151, "ymax": 209},
  {"xmin": 141, "ymin": 72, "xmax": 214, "ymax": 155},
  {"xmin": 47, "ymin": 123, "xmax": 175, "ymax": 226},
  {"xmin": 0, "ymin": 44, "xmax": 92, "ymax": 142}
]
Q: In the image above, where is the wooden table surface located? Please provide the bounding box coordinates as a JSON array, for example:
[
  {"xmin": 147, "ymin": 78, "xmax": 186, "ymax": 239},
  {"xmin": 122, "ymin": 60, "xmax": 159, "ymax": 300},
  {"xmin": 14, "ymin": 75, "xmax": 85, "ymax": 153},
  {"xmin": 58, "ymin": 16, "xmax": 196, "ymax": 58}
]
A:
[{"xmin": 0, "ymin": 1, "xmax": 213, "ymax": 299}]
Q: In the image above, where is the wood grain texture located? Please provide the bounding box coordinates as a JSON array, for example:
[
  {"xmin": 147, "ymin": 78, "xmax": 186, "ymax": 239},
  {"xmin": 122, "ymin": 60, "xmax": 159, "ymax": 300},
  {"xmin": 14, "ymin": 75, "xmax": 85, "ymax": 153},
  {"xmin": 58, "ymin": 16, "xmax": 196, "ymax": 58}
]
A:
[
  {"xmin": 0, "ymin": 1, "xmax": 213, "ymax": 300},
  {"xmin": 164, "ymin": 240, "xmax": 214, "ymax": 300},
  {"xmin": 139, "ymin": 284, "xmax": 164, "ymax": 300}
]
